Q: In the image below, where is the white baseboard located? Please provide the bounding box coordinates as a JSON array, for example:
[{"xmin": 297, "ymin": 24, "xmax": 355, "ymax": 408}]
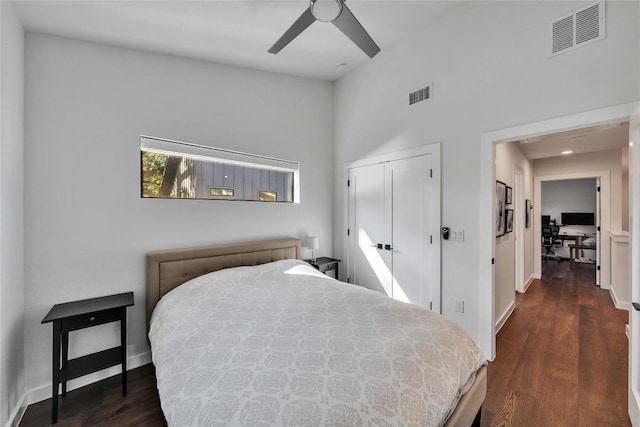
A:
[
  {"xmin": 495, "ymin": 300, "xmax": 516, "ymax": 333},
  {"xmin": 5, "ymin": 392, "xmax": 27, "ymax": 427},
  {"xmin": 626, "ymin": 324, "xmax": 630, "ymax": 340},
  {"xmin": 522, "ymin": 274, "xmax": 536, "ymax": 293},
  {"xmin": 609, "ymin": 286, "xmax": 630, "ymax": 311},
  {"xmin": 27, "ymin": 351, "xmax": 151, "ymax": 405}
]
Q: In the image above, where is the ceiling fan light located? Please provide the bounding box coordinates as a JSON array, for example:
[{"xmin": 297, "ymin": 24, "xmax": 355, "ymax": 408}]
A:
[{"xmin": 310, "ymin": 0, "xmax": 343, "ymax": 22}]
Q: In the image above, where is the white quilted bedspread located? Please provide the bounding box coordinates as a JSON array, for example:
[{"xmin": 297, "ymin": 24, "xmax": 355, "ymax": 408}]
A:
[{"xmin": 149, "ymin": 259, "xmax": 486, "ymax": 427}]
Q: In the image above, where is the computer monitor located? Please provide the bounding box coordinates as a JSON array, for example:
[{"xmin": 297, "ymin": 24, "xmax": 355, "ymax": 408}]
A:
[{"xmin": 561, "ymin": 212, "xmax": 594, "ymax": 226}]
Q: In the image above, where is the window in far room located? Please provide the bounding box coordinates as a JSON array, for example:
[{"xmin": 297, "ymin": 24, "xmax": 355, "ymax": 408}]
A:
[
  {"xmin": 141, "ymin": 136, "xmax": 299, "ymax": 203},
  {"xmin": 259, "ymin": 191, "xmax": 277, "ymax": 202}
]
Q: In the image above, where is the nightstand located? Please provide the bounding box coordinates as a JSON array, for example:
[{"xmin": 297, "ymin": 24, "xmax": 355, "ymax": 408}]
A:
[
  {"xmin": 304, "ymin": 257, "xmax": 341, "ymax": 279},
  {"xmin": 41, "ymin": 292, "xmax": 134, "ymax": 424}
]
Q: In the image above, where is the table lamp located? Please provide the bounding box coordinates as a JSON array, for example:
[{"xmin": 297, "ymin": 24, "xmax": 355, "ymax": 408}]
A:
[{"xmin": 307, "ymin": 236, "xmax": 319, "ymax": 263}]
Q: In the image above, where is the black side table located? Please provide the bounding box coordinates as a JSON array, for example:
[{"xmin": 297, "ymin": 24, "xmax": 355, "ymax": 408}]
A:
[
  {"xmin": 41, "ymin": 292, "xmax": 134, "ymax": 424},
  {"xmin": 304, "ymin": 257, "xmax": 341, "ymax": 279}
]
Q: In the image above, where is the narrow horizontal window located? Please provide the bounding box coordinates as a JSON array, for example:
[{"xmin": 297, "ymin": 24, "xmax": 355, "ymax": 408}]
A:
[
  {"xmin": 141, "ymin": 136, "xmax": 300, "ymax": 203},
  {"xmin": 259, "ymin": 191, "xmax": 277, "ymax": 202}
]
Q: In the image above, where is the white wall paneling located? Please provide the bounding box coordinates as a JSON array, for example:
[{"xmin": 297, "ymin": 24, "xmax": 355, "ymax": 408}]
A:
[{"xmin": 610, "ymin": 232, "xmax": 630, "ymax": 310}]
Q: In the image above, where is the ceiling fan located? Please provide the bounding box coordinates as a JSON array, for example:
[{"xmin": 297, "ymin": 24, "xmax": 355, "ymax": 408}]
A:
[{"xmin": 268, "ymin": 0, "xmax": 381, "ymax": 58}]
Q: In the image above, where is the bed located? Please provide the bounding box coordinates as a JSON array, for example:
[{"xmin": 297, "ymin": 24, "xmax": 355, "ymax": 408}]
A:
[{"xmin": 147, "ymin": 238, "xmax": 487, "ymax": 426}]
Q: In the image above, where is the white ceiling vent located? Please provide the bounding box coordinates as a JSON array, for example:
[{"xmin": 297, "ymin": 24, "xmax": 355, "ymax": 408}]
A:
[
  {"xmin": 409, "ymin": 83, "xmax": 432, "ymax": 106},
  {"xmin": 550, "ymin": 2, "xmax": 605, "ymax": 57}
]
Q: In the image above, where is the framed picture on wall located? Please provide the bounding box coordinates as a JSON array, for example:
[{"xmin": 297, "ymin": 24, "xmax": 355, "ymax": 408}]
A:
[
  {"xmin": 506, "ymin": 186, "xmax": 513, "ymax": 204},
  {"xmin": 496, "ymin": 180, "xmax": 506, "ymax": 237},
  {"xmin": 525, "ymin": 199, "xmax": 532, "ymax": 228},
  {"xmin": 505, "ymin": 209, "xmax": 514, "ymax": 233}
]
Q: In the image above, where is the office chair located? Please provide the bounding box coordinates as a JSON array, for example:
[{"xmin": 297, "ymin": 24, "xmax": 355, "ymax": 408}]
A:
[{"xmin": 542, "ymin": 221, "xmax": 561, "ymax": 260}]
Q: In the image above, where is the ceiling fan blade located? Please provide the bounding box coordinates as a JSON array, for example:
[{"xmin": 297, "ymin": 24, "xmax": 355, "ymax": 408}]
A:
[
  {"xmin": 268, "ymin": 7, "xmax": 316, "ymax": 54},
  {"xmin": 332, "ymin": 3, "xmax": 380, "ymax": 58}
]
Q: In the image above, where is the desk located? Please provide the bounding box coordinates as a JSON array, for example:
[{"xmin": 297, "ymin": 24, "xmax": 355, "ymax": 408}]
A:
[
  {"xmin": 41, "ymin": 292, "xmax": 134, "ymax": 424},
  {"xmin": 558, "ymin": 232, "xmax": 588, "ymax": 245},
  {"xmin": 569, "ymin": 244, "xmax": 596, "ymax": 268},
  {"xmin": 558, "ymin": 225, "xmax": 596, "ymax": 246}
]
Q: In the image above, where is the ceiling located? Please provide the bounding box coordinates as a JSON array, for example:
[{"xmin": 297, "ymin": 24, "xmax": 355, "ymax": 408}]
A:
[
  {"xmin": 513, "ymin": 121, "xmax": 630, "ymax": 160},
  {"xmin": 13, "ymin": 0, "xmax": 459, "ymax": 81},
  {"xmin": 14, "ymin": 1, "xmax": 631, "ymax": 158}
]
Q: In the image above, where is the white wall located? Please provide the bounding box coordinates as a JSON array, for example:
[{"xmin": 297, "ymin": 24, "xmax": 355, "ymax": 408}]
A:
[
  {"xmin": 23, "ymin": 33, "xmax": 334, "ymax": 400},
  {"xmin": 542, "ymin": 178, "xmax": 597, "ymax": 224},
  {"xmin": 495, "ymin": 142, "xmax": 534, "ymax": 329},
  {"xmin": 535, "ymin": 149, "xmax": 623, "ymax": 231},
  {"xmin": 333, "ymin": 0, "xmax": 639, "ymax": 351},
  {"xmin": 0, "ymin": 1, "xmax": 26, "ymax": 424}
]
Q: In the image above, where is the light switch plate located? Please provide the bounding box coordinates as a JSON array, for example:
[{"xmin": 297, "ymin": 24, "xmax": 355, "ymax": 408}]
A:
[
  {"xmin": 455, "ymin": 299, "xmax": 464, "ymax": 313},
  {"xmin": 450, "ymin": 228, "xmax": 464, "ymax": 242}
]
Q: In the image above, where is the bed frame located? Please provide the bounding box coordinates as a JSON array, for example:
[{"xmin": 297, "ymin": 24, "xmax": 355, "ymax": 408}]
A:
[
  {"xmin": 145, "ymin": 237, "xmax": 485, "ymax": 427},
  {"xmin": 146, "ymin": 238, "xmax": 301, "ymax": 328}
]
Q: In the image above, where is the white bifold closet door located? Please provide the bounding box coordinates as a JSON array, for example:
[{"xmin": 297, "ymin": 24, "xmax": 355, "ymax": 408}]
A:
[{"xmin": 348, "ymin": 154, "xmax": 433, "ymax": 310}]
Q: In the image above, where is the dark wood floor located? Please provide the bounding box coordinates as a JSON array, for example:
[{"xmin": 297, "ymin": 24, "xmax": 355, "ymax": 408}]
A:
[
  {"xmin": 481, "ymin": 260, "xmax": 630, "ymax": 427},
  {"xmin": 21, "ymin": 259, "xmax": 630, "ymax": 426},
  {"xmin": 20, "ymin": 364, "xmax": 166, "ymax": 427}
]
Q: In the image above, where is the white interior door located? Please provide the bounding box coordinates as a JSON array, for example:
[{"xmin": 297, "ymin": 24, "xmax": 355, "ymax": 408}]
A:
[
  {"xmin": 628, "ymin": 103, "xmax": 640, "ymax": 425},
  {"xmin": 388, "ymin": 155, "xmax": 432, "ymax": 308},
  {"xmin": 348, "ymin": 163, "xmax": 391, "ymax": 295},
  {"xmin": 595, "ymin": 177, "xmax": 601, "ymax": 286},
  {"xmin": 515, "ymin": 167, "xmax": 525, "ymax": 293}
]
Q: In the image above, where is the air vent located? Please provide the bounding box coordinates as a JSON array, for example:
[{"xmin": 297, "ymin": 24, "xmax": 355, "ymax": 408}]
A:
[
  {"xmin": 549, "ymin": 1, "xmax": 605, "ymax": 57},
  {"xmin": 409, "ymin": 84, "xmax": 432, "ymax": 105},
  {"xmin": 552, "ymin": 16, "xmax": 574, "ymax": 54}
]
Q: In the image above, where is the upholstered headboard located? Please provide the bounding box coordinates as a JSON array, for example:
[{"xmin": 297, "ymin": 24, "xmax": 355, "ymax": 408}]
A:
[{"xmin": 146, "ymin": 238, "xmax": 301, "ymax": 328}]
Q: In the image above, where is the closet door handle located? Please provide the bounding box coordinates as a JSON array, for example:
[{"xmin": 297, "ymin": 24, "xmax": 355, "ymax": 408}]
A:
[{"xmin": 384, "ymin": 244, "xmax": 393, "ymax": 251}]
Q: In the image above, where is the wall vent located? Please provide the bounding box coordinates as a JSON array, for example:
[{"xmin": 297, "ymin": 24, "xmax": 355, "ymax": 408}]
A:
[
  {"xmin": 409, "ymin": 84, "xmax": 432, "ymax": 105},
  {"xmin": 549, "ymin": 1, "xmax": 605, "ymax": 57}
]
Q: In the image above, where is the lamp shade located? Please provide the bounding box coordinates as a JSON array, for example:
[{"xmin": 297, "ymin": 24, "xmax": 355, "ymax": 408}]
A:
[{"xmin": 306, "ymin": 236, "xmax": 319, "ymax": 250}]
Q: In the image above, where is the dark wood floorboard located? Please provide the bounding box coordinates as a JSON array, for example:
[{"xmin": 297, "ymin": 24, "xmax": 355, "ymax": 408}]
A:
[
  {"xmin": 481, "ymin": 260, "xmax": 630, "ymax": 427},
  {"xmin": 21, "ymin": 260, "xmax": 630, "ymax": 426},
  {"xmin": 20, "ymin": 364, "xmax": 166, "ymax": 427}
]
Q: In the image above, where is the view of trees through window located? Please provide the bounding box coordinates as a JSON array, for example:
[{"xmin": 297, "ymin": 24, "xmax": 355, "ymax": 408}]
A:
[{"xmin": 141, "ymin": 151, "xmax": 294, "ymax": 202}]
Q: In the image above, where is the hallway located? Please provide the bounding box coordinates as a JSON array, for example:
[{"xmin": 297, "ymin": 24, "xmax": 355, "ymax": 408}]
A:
[{"xmin": 482, "ymin": 260, "xmax": 629, "ymax": 426}]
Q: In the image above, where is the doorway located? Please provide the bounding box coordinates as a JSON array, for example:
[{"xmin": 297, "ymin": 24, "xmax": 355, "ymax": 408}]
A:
[
  {"xmin": 539, "ymin": 177, "xmax": 600, "ymax": 283},
  {"xmin": 535, "ymin": 174, "xmax": 606, "ymax": 286},
  {"xmin": 479, "ymin": 101, "xmax": 639, "ymax": 361}
]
